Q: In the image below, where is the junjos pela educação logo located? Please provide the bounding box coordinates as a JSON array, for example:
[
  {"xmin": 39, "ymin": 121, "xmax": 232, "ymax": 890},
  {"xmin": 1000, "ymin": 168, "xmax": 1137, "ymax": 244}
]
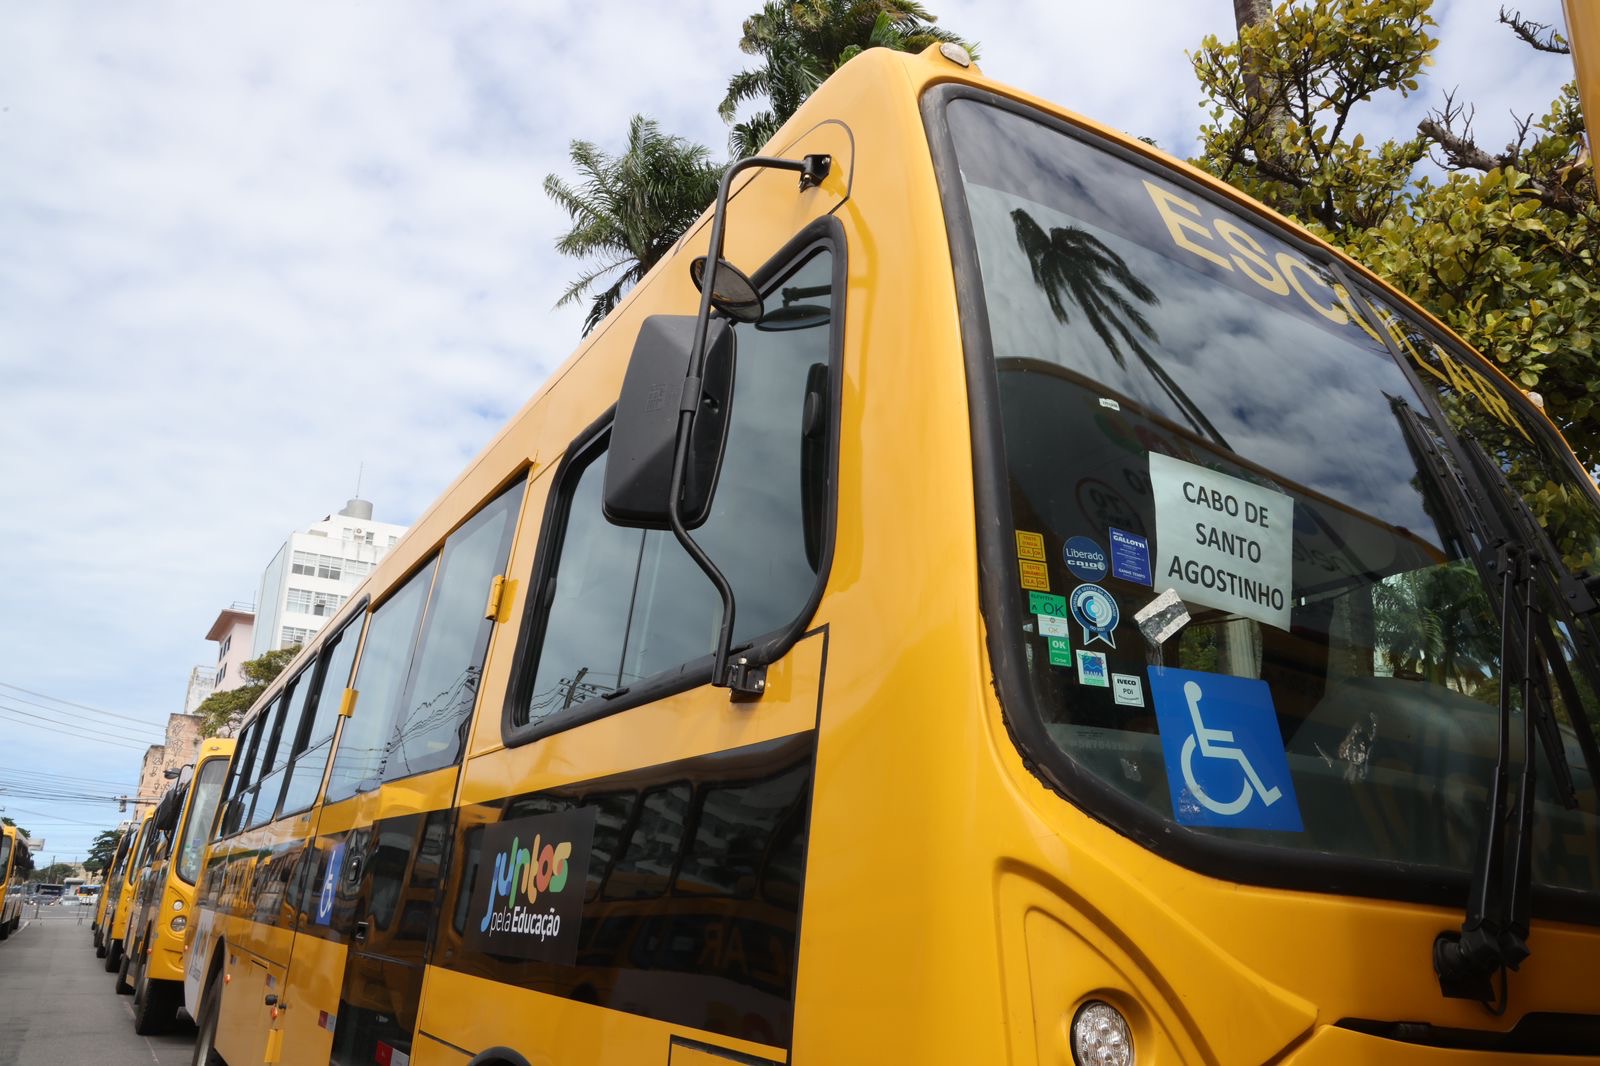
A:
[{"xmin": 465, "ymin": 806, "xmax": 596, "ymax": 964}]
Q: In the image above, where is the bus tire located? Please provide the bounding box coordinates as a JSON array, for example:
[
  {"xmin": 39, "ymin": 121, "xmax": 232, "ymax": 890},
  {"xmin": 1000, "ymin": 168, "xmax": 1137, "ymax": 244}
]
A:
[
  {"xmin": 104, "ymin": 939, "xmax": 122, "ymax": 972},
  {"xmin": 115, "ymin": 949, "xmax": 135, "ymax": 995},
  {"xmin": 132, "ymin": 953, "xmax": 179, "ymax": 1035},
  {"xmin": 191, "ymin": 964, "xmax": 227, "ymax": 1066},
  {"xmin": 0, "ymin": 919, "xmax": 9, "ymax": 941}
]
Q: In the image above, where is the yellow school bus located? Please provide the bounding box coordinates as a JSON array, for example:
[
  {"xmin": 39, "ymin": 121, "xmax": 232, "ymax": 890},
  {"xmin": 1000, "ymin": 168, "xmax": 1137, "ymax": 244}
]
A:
[
  {"xmin": 119, "ymin": 737, "xmax": 235, "ymax": 1033},
  {"xmin": 103, "ymin": 805, "xmax": 155, "ymax": 978},
  {"xmin": 186, "ymin": 44, "xmax": 1600, "ymax": 1066},
  {"xmin": 91, "ymin": 821, "xmax": 134, "ymax": 952},
  {"xmin": 0, "ymin": 822, "xmax": 23, "ymax": 940}
]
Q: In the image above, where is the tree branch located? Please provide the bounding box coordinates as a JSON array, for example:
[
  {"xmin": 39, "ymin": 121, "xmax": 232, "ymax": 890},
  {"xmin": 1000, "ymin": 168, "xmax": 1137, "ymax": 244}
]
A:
[{"xmin": 1498, "ymin": 7, "xmax": 1569, "ymax": 54}]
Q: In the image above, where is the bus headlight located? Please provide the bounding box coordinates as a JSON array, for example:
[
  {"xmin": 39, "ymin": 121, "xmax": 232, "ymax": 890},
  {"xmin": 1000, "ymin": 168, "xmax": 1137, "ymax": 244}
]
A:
[
  {"xmin": 170, "ymin": 915, "xmax": 187, "ymax": 933},
  {"xmin": 1072, "ymin": 1001, "xmax": 1133, "ymax": 1066},
  {"xmin": 170, "ymin": 899, "xmax": 184, "ymax": 911}
]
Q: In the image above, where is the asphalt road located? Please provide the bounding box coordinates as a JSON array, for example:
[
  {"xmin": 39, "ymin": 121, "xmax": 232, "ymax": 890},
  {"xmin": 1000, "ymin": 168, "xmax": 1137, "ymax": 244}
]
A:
[{"xmin": 0, "ymin": 903, "xmax": 195, "ymax": 1066}]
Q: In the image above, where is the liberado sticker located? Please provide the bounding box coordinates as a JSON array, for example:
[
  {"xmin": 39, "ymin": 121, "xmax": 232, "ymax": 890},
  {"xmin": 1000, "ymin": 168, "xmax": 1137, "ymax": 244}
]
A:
[
  {"xmin": 1149, "ymin": 453, "xmax": 1293, "ymax": 630},
  {"xmin": 465, "ymin": 807, "xmax": 596, "ymax": 964},
  {"xmin": 1062, "ymin": 536, "xmax": 1109, "ymax": 581}
]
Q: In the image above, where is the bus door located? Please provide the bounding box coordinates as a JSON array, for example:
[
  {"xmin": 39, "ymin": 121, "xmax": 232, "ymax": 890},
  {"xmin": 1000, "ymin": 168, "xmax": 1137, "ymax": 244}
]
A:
[
  {"xmin": 421, "ymin": 237, "xmax": 843, "ymax": 1065},
  {"xmin": 275, "ymin": 480, "xmax": 525, "ymax": 1066}
]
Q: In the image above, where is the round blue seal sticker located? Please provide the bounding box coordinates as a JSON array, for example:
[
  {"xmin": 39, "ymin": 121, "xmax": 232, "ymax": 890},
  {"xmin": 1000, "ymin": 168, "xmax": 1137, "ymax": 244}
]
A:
[
  {"xmin": 1062, "ymin": 536, "xmax": 1109, "ymax": 581},
  {"xmin": 1070, "ymin": 583, "xmax": 1119, "ymax": 648}
]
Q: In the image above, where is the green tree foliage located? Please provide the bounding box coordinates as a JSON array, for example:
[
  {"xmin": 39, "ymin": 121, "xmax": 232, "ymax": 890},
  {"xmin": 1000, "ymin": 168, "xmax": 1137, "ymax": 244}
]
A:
[
  {"xmin": 1, "ymin": 817, "xmax": 34, "ymax": 877},
  {"xmin": 84, "ymin": 828, "xmax": 120, "ymax": 873},
  {"xmin": 720, "ymin": 0, "xmax": 976, "ymax": 157},
  {"xmin": 1192, "ymin": 0, "xmax": 1599, "ymax": 470},
  {"xmin": 29, "ymin": 862, "xmax": 77, "ymax": 884},
  {"xmin": 544, "ymin": 116, "xmax": 726, "ymax": 336},
  {"xmin": 195, "ymin": 645, "xmax": 301, "ymax": 737}
]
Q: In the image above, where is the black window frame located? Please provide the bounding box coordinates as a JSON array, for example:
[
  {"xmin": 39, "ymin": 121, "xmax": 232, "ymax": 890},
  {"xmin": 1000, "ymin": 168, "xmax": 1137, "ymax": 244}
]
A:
[
  {"xmin": 923, "ymin": 82, "xmax": 1600, "ymax": 925},
  {"xmin": 502, "ymin": 215, "xmax": 847, "ymax": 747}
]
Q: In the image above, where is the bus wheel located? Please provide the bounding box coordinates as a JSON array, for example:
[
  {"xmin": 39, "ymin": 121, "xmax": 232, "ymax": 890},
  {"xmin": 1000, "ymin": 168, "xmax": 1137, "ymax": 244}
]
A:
[
  {"xmin": 104, "ymin": 939, "xmax": 121, "ymax": 972},
  {"xmin": 115, "ymin": 948, "xmax": 135, "ymax": 995},
  {"xmin": 191, "ymin": 966, "xmax": 226, "ymax": 1066},
  {"xmin": 132, "ymin": 954, "xmax": 178, "ymax": 1035},
  {"xmin": 0, "ymin": 919, "xmax": 9, "ymax": 941}
]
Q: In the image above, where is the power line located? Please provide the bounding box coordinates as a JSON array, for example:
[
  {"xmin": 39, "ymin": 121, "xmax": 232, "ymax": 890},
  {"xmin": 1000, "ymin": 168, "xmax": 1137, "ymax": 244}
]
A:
[
  {"xmin": 0, "ymin": 698, "xmax": 162, "ymax": 742},
  {"xmin": 0, "ymin": 680, "xmax": 171, "ymax": 729},
  {"xmin": 0, "ymin": 706, "xmax": 158, "ymax": 750},
  {"xmin": 0, "ymin": 766, "xmax": 142, "ymax": 789}
]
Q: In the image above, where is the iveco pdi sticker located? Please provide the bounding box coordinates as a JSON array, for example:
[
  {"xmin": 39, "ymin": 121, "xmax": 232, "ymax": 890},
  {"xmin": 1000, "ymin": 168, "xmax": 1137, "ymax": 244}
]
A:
[{"xmin": 465, "ymin": 806, "xmax": 596, "ymax": 964}]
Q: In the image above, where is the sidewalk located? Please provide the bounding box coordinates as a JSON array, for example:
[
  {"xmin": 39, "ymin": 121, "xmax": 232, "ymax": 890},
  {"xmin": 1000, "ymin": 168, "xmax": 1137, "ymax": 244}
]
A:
[{"xmin": 0, "ymin": 904, "xmax": 195, "ymax": 1066}]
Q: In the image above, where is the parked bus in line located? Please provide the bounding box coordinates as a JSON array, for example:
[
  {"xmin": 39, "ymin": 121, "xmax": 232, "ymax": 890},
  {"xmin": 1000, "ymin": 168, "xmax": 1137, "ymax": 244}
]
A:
[
  {"xmin": 102, "ymin": 806, "xmax": 155, "ymax": 975},
  {"xmin": 93, "ymin": 822, "xmax": 135, "ymax": 953},
  {"xmin": 0, "ymin": 822, "xmax": 23, "ymax": 939},
  {"xmin": 120, "ymin": 736, "xmax": 234, "ymax": 1033},
  {"xmin": 186, "ymin": 44, "xmax": 1600, "ymax": 1066}
]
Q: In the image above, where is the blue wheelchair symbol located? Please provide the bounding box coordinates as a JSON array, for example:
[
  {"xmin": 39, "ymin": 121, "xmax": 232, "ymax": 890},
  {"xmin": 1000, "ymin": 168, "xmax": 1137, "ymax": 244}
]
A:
[
  {"xmin": 315, "ymin": 843, "xmax": 345, "ymax": 926},
  {"xmin": 1148, "ymin": 667, "xmax": 1302, "ymax": 831}
]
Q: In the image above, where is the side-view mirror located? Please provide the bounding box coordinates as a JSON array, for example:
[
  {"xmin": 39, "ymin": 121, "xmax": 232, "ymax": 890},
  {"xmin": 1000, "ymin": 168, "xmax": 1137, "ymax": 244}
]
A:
[{"xmin": 603, "ymin": 315, "xmax": 736, "ymax": 530}]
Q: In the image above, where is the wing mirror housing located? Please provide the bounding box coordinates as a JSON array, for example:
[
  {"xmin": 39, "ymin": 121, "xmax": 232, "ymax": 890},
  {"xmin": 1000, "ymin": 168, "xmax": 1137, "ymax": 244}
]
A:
[{"xmin": 603, "ymin": 315, "xmax": 736, "ymax": 530}]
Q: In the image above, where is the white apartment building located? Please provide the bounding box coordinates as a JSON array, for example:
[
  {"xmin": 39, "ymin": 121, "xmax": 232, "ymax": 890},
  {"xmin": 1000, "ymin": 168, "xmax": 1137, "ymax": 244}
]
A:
[{"xmin": 251, "ymin": 498, "xmax": 407, "ymax": 658}]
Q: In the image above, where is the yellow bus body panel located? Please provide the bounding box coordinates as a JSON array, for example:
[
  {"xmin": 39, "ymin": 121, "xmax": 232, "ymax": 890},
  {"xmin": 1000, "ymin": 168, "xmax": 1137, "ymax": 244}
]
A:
[{"xmin": 188, "ymin": 44, "xmax": 1600, "ymax": 1066}]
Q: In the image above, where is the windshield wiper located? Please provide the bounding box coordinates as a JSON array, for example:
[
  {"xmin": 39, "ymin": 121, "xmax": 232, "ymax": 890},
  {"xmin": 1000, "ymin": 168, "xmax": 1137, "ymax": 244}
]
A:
[{"xmin": 1389, "ymin": 401, "xmax": 1580, "ymax": 1006}]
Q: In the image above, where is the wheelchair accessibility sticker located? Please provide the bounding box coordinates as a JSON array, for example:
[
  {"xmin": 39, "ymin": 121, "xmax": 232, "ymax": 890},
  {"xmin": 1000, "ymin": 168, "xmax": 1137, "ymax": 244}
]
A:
[
  {"xmin": 316, "ymin": 842, "xmax": 345, "ymax": 926},
  {"xmin": 1148, "ymin": 667, "xmax": 1302, "ymax": 831}
]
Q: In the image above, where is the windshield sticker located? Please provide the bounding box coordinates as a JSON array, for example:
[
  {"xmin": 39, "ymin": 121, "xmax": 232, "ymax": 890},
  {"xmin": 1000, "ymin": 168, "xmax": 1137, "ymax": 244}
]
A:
[
  {"xmin": 1030, "ymin": 591, "xmax": 1068, "ymax": 617},
  {"xmin": 1148, "ymin": 667, "xmax": 1303, "ymax": 831},
  {"xmin": 1014, "ymin": 530, "xmax": 1047, "ymax": 562},
  {"xmin": 1070, "ymin": 584, "xmax": 1119, "ymax": 648},
  {"xmin": 1076, "ymin": 649, "xmax": 1110, "ymax": 687},
  {"xmin": 1135, "ymin": 588, "xmax": 1191, "ymax": 645},
  {"xmin": 1098, "ymin": 397, "xmax": 1121, "ymax": 411},
  {"xmin": 464, "ymin": 807, "xmax": 596, "ymax": 964},
  {"xmin": 1062, "ymin": 536, "xmax": 1109, "ymax": 581},
  {"xmin": 1111, "ymin": 673, "xmax": 1145, "ymax": 707},
  {"xmin": 1109, "ymin": 528, "xmax": 1152, "ymax": 586},
  {"xmin": 1047, "ymin": 635, "xmax": 1073, "ymax": 667},
  {"xmin": 1039, "ymin": 614, "xmax": 1071, "ymax": 639},
  {"xmin": 1019, "ymin": 560, "xmax": 1051, "ymax": 592},
  {"xmin": 1149, "ymin": 453, "xmax": 1293, "ymax": 631}
]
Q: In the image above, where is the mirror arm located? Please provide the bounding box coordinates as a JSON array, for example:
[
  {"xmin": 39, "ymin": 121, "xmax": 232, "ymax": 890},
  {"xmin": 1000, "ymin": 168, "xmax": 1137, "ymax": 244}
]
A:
[{"xmin": 665, "ymin": 152, "xmax": 831, "ymax": 697}]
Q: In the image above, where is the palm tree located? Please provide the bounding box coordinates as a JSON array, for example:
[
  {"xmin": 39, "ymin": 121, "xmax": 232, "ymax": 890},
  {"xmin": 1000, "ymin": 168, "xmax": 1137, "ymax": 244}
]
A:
[
  {"xmin": 720, "ymin": 0, "xmax": 977, "ymax": 157},
  {"xmin": 544, "ymin": 116, "xmax": 727, "ymax": 335}
]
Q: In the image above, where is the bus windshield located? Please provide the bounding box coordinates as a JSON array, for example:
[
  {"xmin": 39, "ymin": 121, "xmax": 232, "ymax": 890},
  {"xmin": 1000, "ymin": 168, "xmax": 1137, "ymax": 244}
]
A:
[
  {"xmin": 944, "ymin": 97, "xmax": 1600, "ymax": 903},
  {"xmin": 176, "ymin": 757, "xmax": 228, "ymax": 885}
]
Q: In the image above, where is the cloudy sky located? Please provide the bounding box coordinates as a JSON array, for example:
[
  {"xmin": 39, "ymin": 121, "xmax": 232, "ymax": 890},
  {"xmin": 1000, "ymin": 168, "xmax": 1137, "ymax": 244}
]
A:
[{"xmin": 0, "ymin": 1, "xmax": 1577, "ymax": 864}]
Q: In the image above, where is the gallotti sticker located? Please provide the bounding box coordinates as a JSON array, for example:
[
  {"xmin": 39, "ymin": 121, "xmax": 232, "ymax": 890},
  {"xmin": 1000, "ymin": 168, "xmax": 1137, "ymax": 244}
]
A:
[
  {"xmin": 465, "ymin": 807, "xmax": 596, "ymax": 964},
  {"xmin": 1149, "ymin": 453, "xmax": 1294, "ymax": 631}
]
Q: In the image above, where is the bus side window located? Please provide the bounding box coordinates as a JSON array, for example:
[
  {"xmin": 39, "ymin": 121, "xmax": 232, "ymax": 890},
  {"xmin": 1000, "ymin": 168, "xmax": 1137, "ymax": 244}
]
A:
[
  {"xmin": 236, "ymin": 695, "xmax": 287, "ymax": 829},
  {"xmin": 324, "ymin": 480, "xmax": 524, "ymax": 803},
  {"xmin": 278, "ymin": 615, "xmax": 364, "ymax": 817},
  {"xmin": 325, "ymin": 559, "xmax": 437, "ymax": 804},
  {"xmin": 379, "ymin": 481, "xmax": 523, "ymax": 786},
  {"xmin": 511, "ymin": 247, "xmax": 837, "ymax": 736},
  {"xmin": 219, "ymin": 711, "xmax": 266, "ymax": 837},
  {"xmin": 248, "ymin": 672, "xmax": 312, "ymax": 828}
]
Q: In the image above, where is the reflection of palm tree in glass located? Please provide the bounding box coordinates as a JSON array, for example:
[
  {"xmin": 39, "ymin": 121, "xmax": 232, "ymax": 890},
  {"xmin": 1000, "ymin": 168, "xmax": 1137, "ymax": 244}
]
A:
[
  {"xmin": 1012, "ymin": 209, "xmax": 1159, "ymax": 367},
  {"xmin": 1011, "ymin": 209, "xmax": 1224, "ymax": 443}
]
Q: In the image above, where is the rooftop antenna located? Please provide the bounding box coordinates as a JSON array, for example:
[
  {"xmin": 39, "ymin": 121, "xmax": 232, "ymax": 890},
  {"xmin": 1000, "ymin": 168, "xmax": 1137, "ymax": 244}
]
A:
[{"xmin": 354, "ymin": 461, "xmax": 365, "ymax": 499}]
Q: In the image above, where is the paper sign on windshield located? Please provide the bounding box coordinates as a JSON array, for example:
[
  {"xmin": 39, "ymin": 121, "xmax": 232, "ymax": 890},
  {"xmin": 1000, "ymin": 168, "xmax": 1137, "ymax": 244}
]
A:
[{"xmin": 1149, "ymin": 454, "xmax": 1293, "ymax": 631}]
